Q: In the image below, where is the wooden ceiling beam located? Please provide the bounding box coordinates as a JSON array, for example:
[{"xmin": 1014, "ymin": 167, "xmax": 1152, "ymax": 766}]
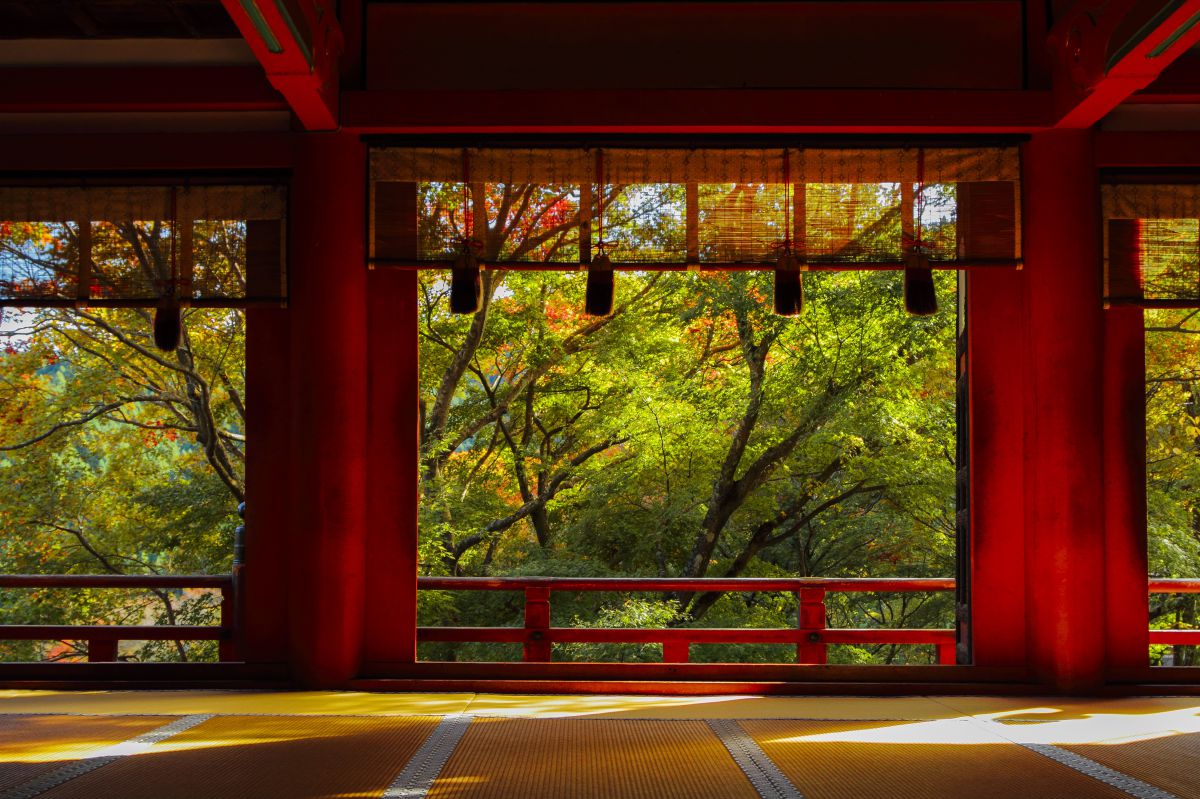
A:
[
  {"xmin": 0, "ymin": 66, "xmax": 286, "ymax": 113},
  {"xmin": 341, "ymin": 88, "xmax": 1054, "ymax": 135},
  {"xmin": 1050, "ymin": 0, "xmax": 1200, "ymax": 128},
  {"xmin": 219, "ymin": 0, "xmax": 342, "ymax": 130}
]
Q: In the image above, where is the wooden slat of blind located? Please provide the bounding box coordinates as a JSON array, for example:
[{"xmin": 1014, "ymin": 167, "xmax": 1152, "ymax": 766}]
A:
[
  {"xmin": 373, "ymin": 182, "xmax": 419, "ymax": 260},
  {"xmin": 179, "ymin": 220, "xmax": 194, "ymax": 300},
  {"xmin": 957, "ymin": 182, "xmax": 1017, "ymax": 260},
  {"xmin": 76, "ymin": 220, "xmax": 92, "ymax": 304},
  {"xmin": 247, "ymin": 219, "xmax": 285, "ymax": 300},
  {"xmin": 580, "ymin": 182, "xmax": 592, "ymax": 264}
]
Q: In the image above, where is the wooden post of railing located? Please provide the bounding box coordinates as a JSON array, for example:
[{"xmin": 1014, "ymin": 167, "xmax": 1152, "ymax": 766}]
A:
[
  {"xmin": 219, "ymin": 584, "xmax": 236, "ymax": 662},
  {"xmin": 663, "ymin": 639, "xmax": 690, "ymax": 663},
  {"xmin": 937, "ymin": 642, "xmax": 956, "ymax": 665},
  {"xmin": 797, "ymin": 587, "xmax": 828, "ymax": 664},
  {"xmin": 224, "ymin": 501, "xmax": 245, "ymax": 663},
  {"xmin": 87, "ymin": 638, "xmax": 118, "ymax": 662},
  {"xmin": 524, "ymin": 585, "xmax": 552, "ymax": 662}
]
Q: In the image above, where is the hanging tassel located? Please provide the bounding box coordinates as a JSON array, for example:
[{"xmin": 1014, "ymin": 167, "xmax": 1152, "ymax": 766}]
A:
[
  {"xmin": 153, "ymin": 302, "xmax": 182, "ymax": 352},
  {"xmin": 903, "ymin": 252, "xmax": 938, "ymax": 316},
  {"xmin": 585, "ymin": 253, "xmax": 615, "ymax": 316},
  {"xmin": 449, "ymin": 245, "xmax": 483, "ymax": 314},
  {"xmin": 773, "ymin": 249, "xmax": 804, "ymax": 316}
]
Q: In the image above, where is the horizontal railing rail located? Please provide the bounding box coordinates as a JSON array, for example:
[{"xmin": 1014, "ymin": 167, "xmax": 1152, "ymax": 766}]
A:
[
  {"xmin": 419, "ymin": 576, "xmax": 1200, "ymax": 665},
  {"xmin": 1149, "ymin": 578, "xmax": 1200, "ymax": 648},
  {"xmin": 418, "ymin": 576, "xmax": 960, "ymax": 665},
  {"xmin": 1, "ymin": 574, "xmax": 1195, "ymax": 667},
  {"xmin": 0, "ymin": 574, "xmax": 236, "ymax": 662}
]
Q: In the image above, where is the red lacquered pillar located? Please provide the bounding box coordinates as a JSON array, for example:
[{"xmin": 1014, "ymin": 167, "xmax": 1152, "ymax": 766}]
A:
[
  {"xmin": 1020, "ymin": 130, "xmax": 1107, "ymax": 691},
  {"xmin": 1103, "ymin": 303, "xmax": 1149, "ymax": 673},
  {"xmin": 241, "ymin": 302, "xmax": 291, "ymax": 667},
  {"xmin": 968, "ymin": 266, "xmax": 1028, "ymax": 669},
  {"xmin": 361, "ymin": 267, "xmax": 420, "ymax": 671},
  {"xmin": 287, "ymin": 132, "xmax": 369, "ymax": 686}
]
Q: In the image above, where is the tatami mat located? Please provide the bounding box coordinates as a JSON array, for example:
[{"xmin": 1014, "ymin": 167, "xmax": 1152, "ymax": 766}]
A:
[
  {"xmin": 0, "ymin": 715, "xmax": 172, "ymax": 793},
  {"xmin": 32, "ymin": 715, "xmax": 440, "ymax": 799},
  {"xmin": 428, "ymin": 718, "xmax": 759, "ymax": 799},
  {"xmin": 0, "ymin": 690, "xmax": 473, "ymax": 717},
  {"xmin": 1064, "ymin": 732, "xmax": 1200, "ymax": 798},
  {"xmin": 741, "ymin": 719, "xmax": 1133, "ymax": 799},
  {"xmin": 1, "ymin": 691, "xmax": 1198, "ymax": 799},
  {"xmin": 459, "ymin": 693, "xmax": 964, "ymax": 720}
]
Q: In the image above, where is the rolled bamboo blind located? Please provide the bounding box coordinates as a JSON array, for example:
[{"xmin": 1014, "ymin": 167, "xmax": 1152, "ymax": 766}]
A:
[
  {"xmin": 370, "ymin": 146, "xmax": 1021, "ymax": 269},
  {"xmin": 0, "ymin": 185, "xmax": 287, "ymax": 307},
  {"xmin": 1104, "ymin": 184, "xmax": 1200, "ymax": 308}
]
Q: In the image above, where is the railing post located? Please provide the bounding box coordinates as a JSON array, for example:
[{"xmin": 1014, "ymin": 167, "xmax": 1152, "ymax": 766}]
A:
[
  {"xmin": 797, "ymin": 588, "xmax": 827, "ymax": 664},
  {"xmin": 937, "ymin": 642, "xmax": 956, "ymax": 665},
  {"xmin": 87, "ymin": 639, "xmax": 118, "ymax": 662},
  {"xmin": 523, "ymin": 585, "xmax": 552, "ymax": 662},
  {"xmin": 663, "ymin": 639, "xmax": 690, "ymax": 663},
  {"xmin": 221, "ymin": 501, "xmax": 245, "ymax": 663},
  {"xmin": 219, "ymin": 585, "xmax": 236, "ymax": 662}
]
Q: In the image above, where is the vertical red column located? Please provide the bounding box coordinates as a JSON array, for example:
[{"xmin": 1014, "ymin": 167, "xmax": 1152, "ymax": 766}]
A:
[
  {"xmin": 287, "ymin": 132, "xmax": 369, "ymax": 686},
  {"xmin": 1021, "ymin": 130, "xmax": 1107, "ymax": 691},
  {"xmin": 241, "ymin": 305, "xmax": 291, "ymax": 666},
  {"xmin": 1103, "ymin": 305, "xmax": 1149, "ymax": 672},
  {"xmin": 362, "ymin": 267, "xmax": 420, "ymax": 670},
  {"xmin": 968, "ymin": 267, "xmax": 1028, "ymax": 667}
]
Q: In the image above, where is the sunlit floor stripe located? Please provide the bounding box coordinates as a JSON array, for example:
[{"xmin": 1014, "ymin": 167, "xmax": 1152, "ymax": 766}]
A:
[
  {"xmin": 971, "ymin": 717, "xmax": 1183, "ymax": 799},
  {"xmin": 0, "ymin": 713, "xmax": 213, "ymax": 799},
  {"xmin": 1017, "ymin": 743, "xmax": 1181, "ymax": 799},
  {"xmin": 382, "ymin": 713, "xmax": 472, "ymax": 799},
  {"xmin": 707, "ymin": 719, "xmax": 804, "ymax": 799}
]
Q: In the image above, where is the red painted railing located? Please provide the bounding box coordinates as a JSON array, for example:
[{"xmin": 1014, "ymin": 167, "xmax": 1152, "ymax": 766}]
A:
[
  {"xmin": 0, "ymin": 575, "xmax": 1195, "ymax": 666},
  {"xmin": 1149, "ymin": 578, "xmax": 1200, "ymax": 647},
  {"xmin": 417, "ymin": 577, "xmax": 961, "ymax": 665},
  {"xmin": 0, "ymin": 575, "xmax": 236, "ymax": 662}
]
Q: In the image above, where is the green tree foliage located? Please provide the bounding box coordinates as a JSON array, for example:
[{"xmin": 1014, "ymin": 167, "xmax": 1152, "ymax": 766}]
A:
[
  {"xmin": 417, "ymin": 180, "xmax": 960, "ymax": 664},
  {"xmin": 1146, "ymin": 306, "xmax": 1200, "ymax": 666},
  {"xmin": 0, "ymin": 219, "xmax": 244, "ymax": 662}
]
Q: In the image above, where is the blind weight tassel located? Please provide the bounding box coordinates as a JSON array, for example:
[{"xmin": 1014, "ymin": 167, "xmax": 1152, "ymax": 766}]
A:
[
  {"xmin": 449, "ymin": 244, "xmax": 483, "ymax": 314},
  {"xmin": 449, "ymin": 150, "xmax": 484, "ymax": 315},
  {"xmin": 773, "ymin": 149, "xmax": 804, "ymax": 316},
  {"xmin": 585, "ymin": 150, "xmax": 615, "ymax": 317},
  {"xmin": 153, "ymin": 301, "xmax": 182, "ymax": 351},
  {"xmin": 904, "ymin": 149, "xmax": 937, "ymax": 316},
  {"xmin": 903, "ymin": 252, "xmax": 937, "ymax": 316},
  {"xmin": 773, "ymin": 249, "xmax": 803, "ymax": 316},
  {"xmin": 585, "ymin": 253, "xmax": 615, "ymax": 316}
]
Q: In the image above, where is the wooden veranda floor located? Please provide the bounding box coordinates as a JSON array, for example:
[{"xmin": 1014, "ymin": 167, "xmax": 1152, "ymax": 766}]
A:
[{"xmin": 1, "ymin": 691, "xmax": 1198, "ymax": 798}]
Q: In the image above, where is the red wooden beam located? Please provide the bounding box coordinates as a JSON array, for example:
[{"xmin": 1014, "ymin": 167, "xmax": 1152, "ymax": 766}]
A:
[
  {"xmin": 220, "ymin": 0, "xmax": 342, "ymax": 130},
  {"xmin": 0, "ymin": 67, "xmax": 285, "ymax": 113},
  {"xmin": 1051, "ymin": 0, "xmax": 1200, "ymax": 128},
  {"xmin": 341, "ymin": 89, "xmax": 1053, "ymax": 134}
]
